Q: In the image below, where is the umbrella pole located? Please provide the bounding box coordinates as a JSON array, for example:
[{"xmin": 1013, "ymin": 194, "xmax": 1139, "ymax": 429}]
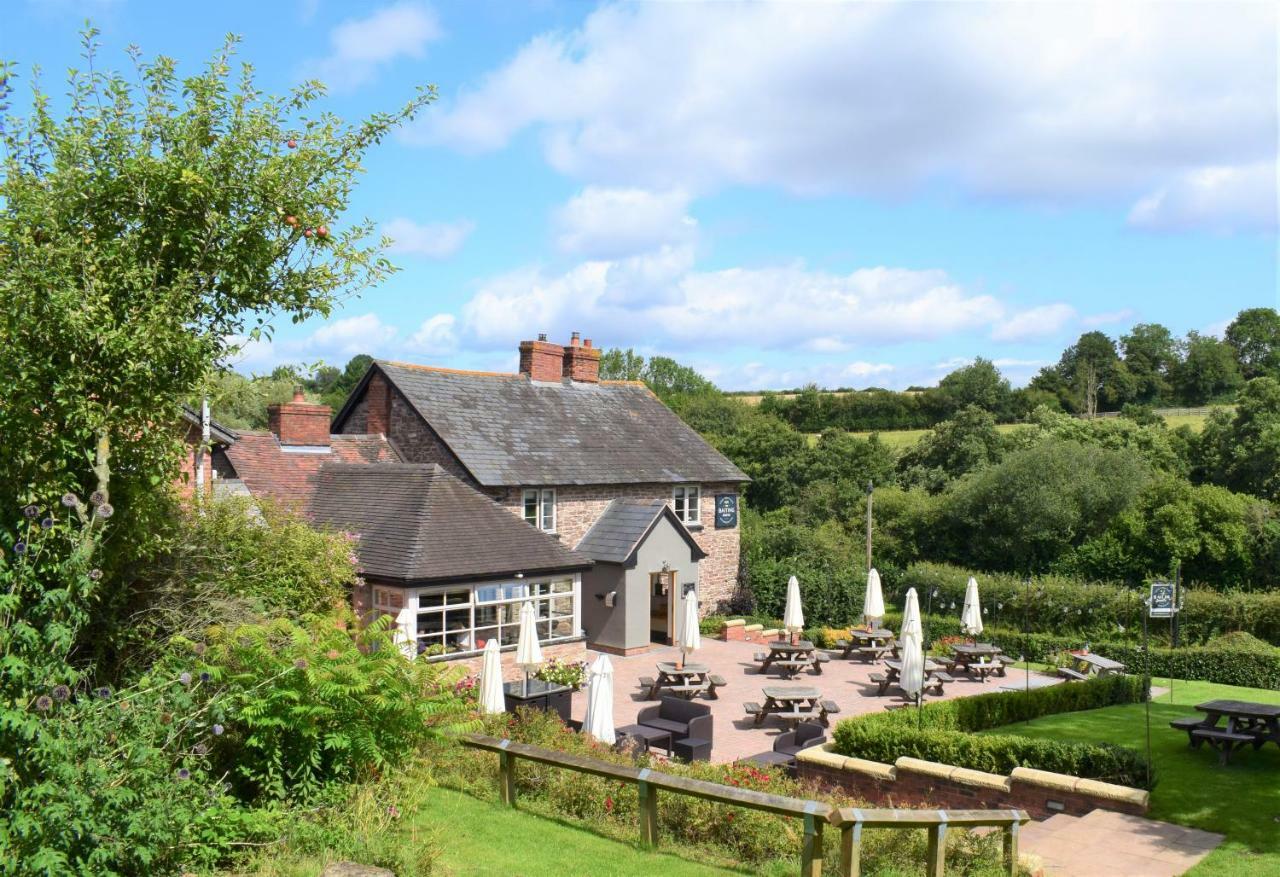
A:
[{"xmin": 523, "ymin": 670, "xmax": 529, "ymax": 698}]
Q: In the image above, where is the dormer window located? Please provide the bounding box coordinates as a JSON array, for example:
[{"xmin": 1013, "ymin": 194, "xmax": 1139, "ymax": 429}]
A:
[
  {"xmin": 672, "ymin": 484, "xmax": 701, "ymax": 525},
  {"xmin": 522, "ymin": 488, "xmax": 556, "ymax": 532}
]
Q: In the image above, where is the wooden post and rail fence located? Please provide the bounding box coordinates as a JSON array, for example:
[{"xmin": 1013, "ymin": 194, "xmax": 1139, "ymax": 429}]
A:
[{"xmin": 462, "ymin": 734, "xmax": 1029, "ymax": 877}]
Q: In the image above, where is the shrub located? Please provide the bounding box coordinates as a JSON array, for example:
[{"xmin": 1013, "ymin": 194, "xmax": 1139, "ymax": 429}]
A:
[
  {"xmin": 122, "ymin": 497, "xmax": 358, "ymax": 666},
  {"xmin": 207, "ymin": 612, "xmax": 474, "ymax": 802},
  {"xmin": 833, "ymin": 676, "xmax": 1151, "ymax": 788}
]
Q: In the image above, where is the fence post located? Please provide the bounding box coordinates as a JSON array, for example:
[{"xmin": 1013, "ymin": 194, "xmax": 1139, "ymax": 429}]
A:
[
  {"xmin": 498, "ymin": 743, "xmax": 516, "ymax": 807},
  {"xmin": 839, "ymin": 810, "xmax": 863, "ymax": 877},
  {"xmin": 1002, "ymin": 813, "xmax": 1020, "ymax": 876},
  {"xmin": 925, "ymin": 812, "xmax": 947, "ymax": 877},
  {"xmin": 801, "ymin": 803, "xmax": 824, "ymax": 877},
  {"xmin": 637, "ymin": 770, "xmax": 659, "ymax": 849}
]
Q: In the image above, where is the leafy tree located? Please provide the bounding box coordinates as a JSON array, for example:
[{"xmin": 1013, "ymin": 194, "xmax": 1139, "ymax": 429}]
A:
[
  {"xmin": 599, "ymin": 347, "xmax": 646, "ymax": 381},
  {"xmin": 716, "ymin": 416, "xmax": 810, "ymax": 511},
  {"xmin": 1013, "ymin": 406, "xmax": 1187, "ymax": 476},
  {"xmin": 1224, "ymin": 307, "xmax": 1280, "ymax": 379},
  {"xmin": 1173, "ymin": 331, "xmax": 1243, "ymax": 404},
  {"xmin": 935, "ymin": 358, "xmax": 1014, "ymax": 420},
  {"xmin": 898, "ymin": 405, "xmax": 1007, "ymax": 492},
  {"xmin": 940, "ymin": 439, "xmax": 1152, "ymax": 572},
  {"xmin": 0, "ymin": 30, "xmax": 429, "ymax": 700},
  {"xmin": 1195, "ymin": 377, "xmax": 1280, "ymax": 501},
  {"xmin": 1055, "ymin": 332, "xmax": 1130, "ymax": 415},
  {"xmin": 1121, "ymin": 323, "xmax": 1179, "ymax": 405},
  {"xmin": 199, "ymin": 369, "xmax": 300, "ymax": 430}
]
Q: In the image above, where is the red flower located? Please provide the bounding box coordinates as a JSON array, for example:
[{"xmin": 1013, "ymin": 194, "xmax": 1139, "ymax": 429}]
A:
[{"xmin": 604, "ymin": 796, "xmax": 614, "ymax": 813}]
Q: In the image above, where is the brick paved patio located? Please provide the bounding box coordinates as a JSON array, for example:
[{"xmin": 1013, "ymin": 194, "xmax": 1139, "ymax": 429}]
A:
[{"xmin": 569, "ymin": 636, "xmax": 1057, "ymax": 764}]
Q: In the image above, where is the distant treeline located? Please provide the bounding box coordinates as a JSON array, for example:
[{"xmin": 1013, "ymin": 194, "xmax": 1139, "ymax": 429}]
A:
[{"xmin": 738, "ymin": 309, "xmax": 1280, "ymax": 433}]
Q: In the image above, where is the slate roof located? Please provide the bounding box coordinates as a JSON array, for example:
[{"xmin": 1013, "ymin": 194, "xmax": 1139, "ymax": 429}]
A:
[
  {"xmin": 336, "ymin": 361, "xmax": 749, "ymax": 488},
  {"xmin": 574, "ymin": 499, "xmax": 708, "ymax": 565},
  {"xmin": 180, "ymin": 404, "xmax": 238, "ymax": 445},
  {"xmin": 309, "ymin": 463, "xmax": 593, "ymax": 584},
  {"xmin": 222, "ymin": 432, "xmax": 400, "ymax": 507}
]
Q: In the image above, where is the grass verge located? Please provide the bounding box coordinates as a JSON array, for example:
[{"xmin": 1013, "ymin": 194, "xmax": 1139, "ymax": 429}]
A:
[{"xmin": 984, "ymin": 678, "xmax": 1280, "ymax": 877}]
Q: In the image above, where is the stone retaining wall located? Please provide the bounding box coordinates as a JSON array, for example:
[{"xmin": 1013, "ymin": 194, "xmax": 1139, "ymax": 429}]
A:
[
  {"xmin": 720, "ymin": 619, "xmax": 786, "ymax": 644},
  {"xmin": 797, "ymin": 743, "xmax": 1148, "ymax": 820}
]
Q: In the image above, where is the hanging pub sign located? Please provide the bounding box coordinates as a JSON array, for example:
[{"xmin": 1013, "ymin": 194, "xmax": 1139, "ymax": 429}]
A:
[
  {"xmin": 1148, "ymin": 582, "xmax": 1176, "ymax": 618},
  {"xmin": 715, "ymin": 494, "xmax": 738, "ymax": 529}
]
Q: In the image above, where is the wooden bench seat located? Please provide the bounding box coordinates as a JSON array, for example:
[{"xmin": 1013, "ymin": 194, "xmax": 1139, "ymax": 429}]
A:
[
  {"xmin": 931, "ymin": 671, "xmax": 954, "ymax": 684},
  {"xmin": 1192, "ymin": 727, "xmax": 1259, "ymax": 765},
  {"xmin": 637, "ymin": 676, "xmax": 658, "ymax": 698},
  {"xmin": 705, "ymin": 673, "xmax": 728, "ymax": 699},
  {"xmin": 819, "ymin": 700, "xmax": 842, "ymax": 725},
  {"xmin": 744, "ymin": 701, "xmax": 763, "ymax": 715},
  {"xmin": 1057, "ymin": 667, "xmax": 1088, "ymax": 682},
  {"xmin": 1170, "ymin": 716, "xmax": 1209, "ymax": 732},
  {"xmin": 868, "ymin": 672, "xmax": 891, "ymax": 696}
]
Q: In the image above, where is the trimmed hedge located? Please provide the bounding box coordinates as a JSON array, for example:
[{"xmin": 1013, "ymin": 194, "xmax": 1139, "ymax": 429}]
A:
[
  {"xmin": 832, "ymin": 675, "xmax": 1152, "ymax": 788},
  {"xmin": 894, "ymin": 561, "xmax": 1280, "ymax": 646}
]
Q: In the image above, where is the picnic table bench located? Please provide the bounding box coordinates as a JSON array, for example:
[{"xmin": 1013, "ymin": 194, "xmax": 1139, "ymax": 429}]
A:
[
  {"xmin": 1170, "ymin": 699, "xmax": 1280, "ymax": 765},
  {"xmin": 755, "ymin": 640, "xmax": 821, "ymax": 677},
  {"xmin": 639, "ymin": 662, "xmax": 719, "ymax": 699},
  {"xmin": 834, "ymin": 627, "xmax": 894, "ymax": 659},
  {"xmin": 872, "ymin": 659, "xmax": 948, "ymax": 697},
  {"xmin": 1056, "ymin": 652, "xmax": 1125, "ymax": 683},
  {"xmin": 950, "ymin": 643, "xmax": 1008, "ymax": 677},
  {"xmin": 744, "ymin": 686, "xmax": 841, "ymax": 728}
]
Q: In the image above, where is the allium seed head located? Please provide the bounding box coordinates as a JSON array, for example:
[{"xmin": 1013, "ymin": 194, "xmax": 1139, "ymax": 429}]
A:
[
  {"xmin": 96, "ymin": 503, "xmax": 114, "ymax": 519},
  {"xmin": 51, "ymin": 685, "xmax": 70, "ymax": 702},
  {"xmin": 35, "ymin": 695, "xmax": 53, "ymax": 711},
  {"xmin": 60, "ymin": 493, "xmax": 78, "ymax": 508}
]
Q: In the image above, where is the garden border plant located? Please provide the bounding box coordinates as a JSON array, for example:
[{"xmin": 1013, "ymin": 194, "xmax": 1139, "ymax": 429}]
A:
[{"xmin": 832, "ymin": 675, "xmax": 1153, "ymax": 789}]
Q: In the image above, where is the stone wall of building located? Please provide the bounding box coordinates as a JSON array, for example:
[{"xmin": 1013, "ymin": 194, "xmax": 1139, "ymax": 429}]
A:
[
  {"xmin": 387, "ymin": 392, "xmax": 474, "ymax": 482},
  {"xmin": 488, "ymin": 482, "xmax": 741, "ymax": 614}
]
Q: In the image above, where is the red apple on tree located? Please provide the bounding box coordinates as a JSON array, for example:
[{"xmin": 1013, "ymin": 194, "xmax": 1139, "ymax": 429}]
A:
[
  {"xmin": 284, "ymin": 215, "xmax": 298, "ymax": 227},
  {"xmin": 303, "ymin": 228, "xmax": 313, "ymax": 238},
  {"xmin": 317, "ymin": 225, "xmax": 329, "ymax": 238},
  {"xmin": 286, "ymin": 138, "xmax": 297, "ymax": 149}
]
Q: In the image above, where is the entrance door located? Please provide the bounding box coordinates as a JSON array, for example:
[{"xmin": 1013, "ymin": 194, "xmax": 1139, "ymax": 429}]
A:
[{"xmin": 649, "ymin": 571, "xmax": 676, "ymax": 644}]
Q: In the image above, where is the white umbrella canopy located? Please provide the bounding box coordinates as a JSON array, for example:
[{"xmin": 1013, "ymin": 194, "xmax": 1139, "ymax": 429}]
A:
[
  {"xmin": 678, "ymin": 589, "xmax": 701, "ymax": 666},
  {"xmin": 783, "ymin": 575, "xmax": 805, "ymax": 638},
  {"xmin": 583, "ymin": 655, "xmax": 616, "ymax": 745},
  {"xmin": 899, "ymin": 587, "xmax": 926, "ymax": 701},
  {"xmin": 515, "ymin": 601, "xmax": 543, "ymax": 693},
  {"xmin": 478, "ymin": 637, "xmax": 506, "ymax": 715},
  {"xmin": 863, "ymin": 568, "xmax": 886, "ymax": 626},
  {"xmin": 961, "ymin": 576, "xmax": 984, "ymax": 637}
]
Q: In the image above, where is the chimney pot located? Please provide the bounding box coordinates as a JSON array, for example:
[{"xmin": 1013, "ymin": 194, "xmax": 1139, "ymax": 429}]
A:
[
  {"xmin": 570, "ymin": 331, "xmax": 581, "ymax": 347},
  {"xmin": 537, "ymin": 332, "xmax": 547, "ymax": 342},
  {"xmin": 562, "ymin": 333, "xmax": 601, "ymax": 383},
  {"xmin": 584, "ymin": 338, "xmax": 592, "ymax": 348}
]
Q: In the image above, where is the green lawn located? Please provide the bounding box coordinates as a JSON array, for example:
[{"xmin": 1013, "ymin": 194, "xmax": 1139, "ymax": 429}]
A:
[{"xmin": 984, "ymin": 678, "xmax": 1280, "ymax": 877}]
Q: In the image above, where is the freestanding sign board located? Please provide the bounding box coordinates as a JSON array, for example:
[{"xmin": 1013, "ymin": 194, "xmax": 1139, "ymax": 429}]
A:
[{"xmin": 1149, "ymin": 582, "xmax": 1176, "ymax": 618}]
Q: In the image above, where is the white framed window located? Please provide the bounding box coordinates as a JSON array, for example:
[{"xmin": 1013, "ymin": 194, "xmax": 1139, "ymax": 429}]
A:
[
  {"xmin": 412, "ymin": 576, "xmax": 579, "ymax": 658},
  {"xmin": 522, "ymin": 488, "xmax": 556, "ymax": 532},
  {"xmin": 673, "ymin": 484, "xmax": 701, "ymax": 525}
]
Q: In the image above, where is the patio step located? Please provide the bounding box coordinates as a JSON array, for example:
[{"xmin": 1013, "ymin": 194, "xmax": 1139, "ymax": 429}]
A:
[{"xmin": 1019, "ymin": 809, "xmax": 1222, "ymax": 877}]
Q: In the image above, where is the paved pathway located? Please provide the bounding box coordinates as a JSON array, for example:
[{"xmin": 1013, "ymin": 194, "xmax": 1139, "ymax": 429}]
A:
[
  {"xmin": 1019, "ymin": 810, "xmax": 1222, "ymax": 877},
  {"xmin": 571, "ymin": 636, "xmax": 1051, "ymax": 764}
]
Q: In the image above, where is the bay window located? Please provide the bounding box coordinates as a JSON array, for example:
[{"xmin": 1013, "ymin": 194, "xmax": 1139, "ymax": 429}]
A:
[{"xmin": 412, "ymin": 575, "xmax": 579, "ymax": 658}]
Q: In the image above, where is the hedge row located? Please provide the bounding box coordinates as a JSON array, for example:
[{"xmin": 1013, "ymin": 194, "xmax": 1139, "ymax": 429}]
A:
[
  {"xmin": 894, "ymin": 561, "xmax": 1280, "ymax": 646},
  {"xmin": 832, "ymin": 676, "xmax": 1152, "ymax": 788}
]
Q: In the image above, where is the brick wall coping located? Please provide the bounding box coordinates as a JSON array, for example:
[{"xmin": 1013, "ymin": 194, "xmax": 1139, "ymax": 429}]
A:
[
  {"xmin": 798, "ymin": 743, "xmax": 1148, "ymax": 811},
  {"xmin": 743, "ymin": 623, "xmax": 764, "ymax": 633},
  {"xmin": 722, "ymin": 619, "xmax": 746, "ymax": 628}
]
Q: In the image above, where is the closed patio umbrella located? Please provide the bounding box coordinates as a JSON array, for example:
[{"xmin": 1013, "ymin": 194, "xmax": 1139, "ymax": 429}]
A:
[
  {"xmin": 961, "ymin": 576, "xmax": 984, "ymax": 638},
  {"xmin": 478, "ymin": 637, "xmax": 506, "ymax": 715},
  {"xmin": 783, "ymin": 575, "xmax": 805, "ymax": 643},
  {"xmin": 583, "ymin": 655, "xmax": 616, "ymax": 745},
  {"xmin": 515, "ymin": 600, "xmax": 543, "ymax": 696},
  {"xmin": 863, "ymin": 568, "xmax": 885, "ymax": 627},
  {"xmin": 899, "ymin": 587, "xmax": 925, "ymax": 705},
  {"xmin": 678, "ymin": 588, "xmax": 701, "ymax": 668}
]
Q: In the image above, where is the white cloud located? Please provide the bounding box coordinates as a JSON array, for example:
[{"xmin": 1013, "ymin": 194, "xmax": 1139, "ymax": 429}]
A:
[
  {"xmin": 409, "ymin": 313, "xmax": 458, "ymax": 354},
  {"xmin": 697, "ymin": 359, "xmax": 895, "ymax": 392},
  {"xmin": 1082, "ymin": 308, "xmax": 1137, "ymax": 328},
  {"xmin": 416, "ymin": 3, "xmax": 1275, "ymax": 229},
  {"xmin": 306, "ymin": 3, "xmax": 441, "ymax": 91},
  {"xmin": 555, "ymin": 187, "xmax": 697, "ymax": 259},
  {"xmin": 991, "ymin": 304, "xmax": 1076, "ymax": 342},
  {"xmin": 384, "ymin": 218, "xmax": 476, "ymax": 259},
  {"xmin": 306, "ymin": 314, "xmax": 398, "ymax": 360},
  {"xmin": 1127, "ymin": 161, "xmax": 1277, "ymax": 233},
  {"xmin": 459, "ymin": 250, "xmax": 1005, "ymax": 356}
]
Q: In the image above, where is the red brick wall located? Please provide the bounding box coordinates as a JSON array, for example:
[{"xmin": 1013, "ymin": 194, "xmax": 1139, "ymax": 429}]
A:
[
  {"xmin": 365, "ymin": 372, "xmax": 391, "ymax": 436},
  {"xmin": 562, "ymin": 341, "xmax": 600, "ymax": 383},
  {"xmin": 798, "ymin": 760, "xmax": 1148, "ymax": 820},
  {"xmin": 440, "ymin": 639, "xmax": 589, "ymax": 682}
]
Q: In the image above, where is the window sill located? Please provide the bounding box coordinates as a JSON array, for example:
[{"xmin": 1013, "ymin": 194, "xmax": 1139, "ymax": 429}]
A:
[{"xmin": 683, "ymin": 522, "xmax": 704, "ymax": 532}]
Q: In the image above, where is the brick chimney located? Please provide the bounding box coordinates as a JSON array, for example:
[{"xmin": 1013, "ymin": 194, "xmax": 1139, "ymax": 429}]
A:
[
  {"xmin": 519, "ymin": 333, "xmax": 566, "ymax": 382},
  {"xmin": 268, "ymin": 389, "xmax": 332, "ymax": 447},
  {"xmin": 562, "ymin": 332, "xmax": 600, "ymax": 383},
  {"xmin": 364, "ymin": 371, "xmax": 391, "ymax": 436}
]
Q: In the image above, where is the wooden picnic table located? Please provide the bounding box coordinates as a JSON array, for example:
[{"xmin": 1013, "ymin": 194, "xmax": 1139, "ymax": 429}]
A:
[
  {"xmin": 949, "ymin": 643, "xmax": 1007, "ymax": 678},
  {"xmin": 873, "ymin": 658, "xmax": 951, "ymax": 697},
  {"xmin": 1075, "ymin": 653, "xmax": 1125, "ymax": 676},
  {"xmin": 757, "ymin": 640, "xmax": 820, "ymax": 677},
  {"xmin": 750, "ymin": 686, "xmax": 839, "ymax": 728},
  {"xmin": 651, "ymin": 662, "xmax": 710, "ymax": 699},
  {"xmin": 1170, "ymin": 699, "xmax": 1280, "ymax": 765},
  {"xmin": 836, "ymin": 627, "xmax": 895, "ymax": 659}
]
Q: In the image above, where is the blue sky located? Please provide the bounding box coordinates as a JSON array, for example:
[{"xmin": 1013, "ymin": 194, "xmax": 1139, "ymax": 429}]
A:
[{"xmin": 6, "ymin": 1, "xmax": 1278, "ymax": 389}]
